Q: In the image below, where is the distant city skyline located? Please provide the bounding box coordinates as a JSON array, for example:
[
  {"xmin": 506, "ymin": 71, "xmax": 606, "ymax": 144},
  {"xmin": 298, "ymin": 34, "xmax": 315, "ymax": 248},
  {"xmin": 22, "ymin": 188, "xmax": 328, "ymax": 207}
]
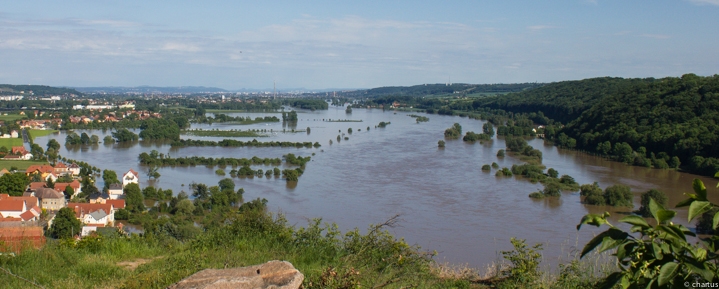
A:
[{"xmin": 1, "ymin": 1, "xmax": 717, "ymax": 90}]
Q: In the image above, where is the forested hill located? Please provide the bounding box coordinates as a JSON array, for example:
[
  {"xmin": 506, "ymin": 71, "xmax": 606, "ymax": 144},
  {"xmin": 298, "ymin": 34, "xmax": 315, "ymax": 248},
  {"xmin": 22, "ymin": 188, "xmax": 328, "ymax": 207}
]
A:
[
  {"xmin": 473, "ymin": 74, "xmax": 719, "ymax": 176},
  {"xmin": 0, "ymin": 84, "xmax": 82, "ymax": 96},
  {"xmin": 337, "ymin": 83, "xmax": 542, "ymax": 98},
  {"xmin": 561, "ymin": 74, "xmax": 719, "ymax": 175},
  {"xmin": 472, "ymin": 77, "xmax": 657, "ymax": 123}
]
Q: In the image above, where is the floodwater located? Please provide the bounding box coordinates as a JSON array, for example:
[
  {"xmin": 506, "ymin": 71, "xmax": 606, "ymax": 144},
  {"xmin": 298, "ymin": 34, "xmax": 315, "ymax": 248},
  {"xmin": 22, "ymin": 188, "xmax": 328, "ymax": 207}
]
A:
[{"xmin": 33, "ymin": 106, "xmax": 719, "ymax": 268}]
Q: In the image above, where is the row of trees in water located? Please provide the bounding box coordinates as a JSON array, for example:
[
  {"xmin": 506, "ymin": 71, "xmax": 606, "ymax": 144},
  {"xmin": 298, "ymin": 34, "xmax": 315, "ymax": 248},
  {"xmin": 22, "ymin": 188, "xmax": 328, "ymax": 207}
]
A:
[
  {"xmin": 139, "ymin": 150, "xmax": 311, "ymax": 167},
  {"xmin": 194, "ymin": 114, "xmax": 279, "ymax": 124},
  {"xmin": 170, "ymin": 138, "xmax": 321, "ymax": 148}
]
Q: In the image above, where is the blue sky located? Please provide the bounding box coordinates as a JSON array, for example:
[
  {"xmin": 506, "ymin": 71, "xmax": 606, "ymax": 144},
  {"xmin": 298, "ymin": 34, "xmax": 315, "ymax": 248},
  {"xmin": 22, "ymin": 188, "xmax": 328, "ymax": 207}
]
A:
[{"xmin": 0, "ymin": 1, "xmax": 717, "ymax": 90}]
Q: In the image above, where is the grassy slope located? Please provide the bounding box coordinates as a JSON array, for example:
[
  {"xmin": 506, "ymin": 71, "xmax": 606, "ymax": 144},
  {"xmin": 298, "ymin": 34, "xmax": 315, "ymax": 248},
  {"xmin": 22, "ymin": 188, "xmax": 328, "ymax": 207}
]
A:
[
  {"xmin": 0, "ymin": 138, "xmax": 23, "ymax": 148},
  {"xmin": 27, "ymin": 129, "xmax": 59, "ymax": 141},
  {"xmin": 0, "ymin": 114, "xmax": 25, "ymax": 122},
  {"xmin": 0, "ymin": 160, "xmax": 49, "ymax": 170},
  {"xmin": 0, "ymin": 214, "xmax": 473, "ymax": 289}
]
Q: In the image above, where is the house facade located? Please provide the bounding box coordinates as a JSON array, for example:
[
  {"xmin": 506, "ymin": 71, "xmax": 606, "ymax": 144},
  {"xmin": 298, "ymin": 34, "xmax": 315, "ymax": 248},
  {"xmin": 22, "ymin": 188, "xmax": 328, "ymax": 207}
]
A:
[
  {"xmin": 107, "ymin": 183, "xmax": 123, "ymax": 199},
  {"xmin": 54, "ymin": 180, "xmax": 82, "ymax": 196},
  {"xmin": 122, "ymin": 169, "xmax": 139, "ymax": 187},
  {"xmin": 68, "ymin": 203, "xmax": 115, "ymax": 227},
  {"xmin": 67, "ymin": 163, "xmax": 81, "ymax": 176},
  {"xmin": 0, "ymin": 199, "xmax": 26, "ymax": 218},
  {"xmin": 25, "ymin": 188, "xmax": 66, "ymax": 211}
]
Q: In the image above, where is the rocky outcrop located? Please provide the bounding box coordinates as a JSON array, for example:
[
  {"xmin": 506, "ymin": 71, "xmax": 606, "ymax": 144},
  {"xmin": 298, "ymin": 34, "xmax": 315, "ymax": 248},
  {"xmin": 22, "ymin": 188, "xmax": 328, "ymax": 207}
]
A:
[{"xmin": 168, "ymin": 260, "xmax": 304, "ymax": 289}]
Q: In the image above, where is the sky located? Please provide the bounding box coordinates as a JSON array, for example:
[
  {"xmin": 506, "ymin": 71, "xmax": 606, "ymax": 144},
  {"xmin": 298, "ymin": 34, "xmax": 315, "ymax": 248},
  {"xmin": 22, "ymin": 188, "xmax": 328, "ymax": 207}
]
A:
[{"xmin": 0, "ymin": 0, "xmax": 718, "ymax": 90}]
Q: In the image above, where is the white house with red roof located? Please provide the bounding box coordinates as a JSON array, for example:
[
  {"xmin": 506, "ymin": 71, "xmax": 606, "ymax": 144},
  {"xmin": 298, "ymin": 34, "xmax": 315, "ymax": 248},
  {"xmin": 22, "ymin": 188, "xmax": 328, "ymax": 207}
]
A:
[
  {"xmin": 68, "ymin": 203, "xmax": 115, "ymax": 226},
  {"xmin": 0, "ymin": 199, "xmax": 26, "ymax": 218},
  {"xmin": 122, "ymin": 169, "xmax": 139, "ymax": 188}
]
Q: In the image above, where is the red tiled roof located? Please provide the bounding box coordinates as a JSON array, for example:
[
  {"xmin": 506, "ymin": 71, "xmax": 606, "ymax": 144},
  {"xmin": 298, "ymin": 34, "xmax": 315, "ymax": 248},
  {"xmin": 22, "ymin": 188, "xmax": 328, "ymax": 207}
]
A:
[
  {"xmin": 29, "ymin": 205, "xmax": 41, "ymax": 215},
  {"xmin": 29, "ymin": 182, "xmax": 46, "ymax": 190},
  {"xmin": 106, "ymin": 199, "xmax": 125, "ymax": 209},
  {"xmin": 25, "ymin": 165, "xmax": 54, "ymax": 174},
  {"xmin": 68, "ymin": 203, "xmax": 113, "ymax": 218},
  {"xmin": 10, "ymin": 196, "xmax": 39, "ymax": 208},
  {"xmin": 126, "ymin": 169, "xmax": 139, "ymax": 178},
  {"xmin": 11, "ymin": 146, "xmax": 28, "ymax": 154},
  {"xmin": 0, "ymin": 199, "xmax": 25, "ymax": 212},
  {"xmin": 54, "ymin": 180, "xmax": 80, "ymax": 191},
  {"xmin": 19, "ymin": 210, "xmax": 36, "ymax": 221},
  {"xmin": 54, "ymin": 162, "xmax": 67, "ymax": 169}
]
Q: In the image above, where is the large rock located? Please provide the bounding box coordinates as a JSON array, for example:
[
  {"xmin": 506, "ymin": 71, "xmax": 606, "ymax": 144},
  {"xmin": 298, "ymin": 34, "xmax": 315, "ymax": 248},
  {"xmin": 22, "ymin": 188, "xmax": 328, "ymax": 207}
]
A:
[{"xmin": 168, "ymin": 260, "xmax": 304, "ymax": 289}]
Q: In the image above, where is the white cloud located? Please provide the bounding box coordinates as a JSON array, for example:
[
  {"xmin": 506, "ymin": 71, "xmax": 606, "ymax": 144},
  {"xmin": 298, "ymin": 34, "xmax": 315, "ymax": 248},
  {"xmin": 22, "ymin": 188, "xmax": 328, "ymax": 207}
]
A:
[
  {"xmin": 641, "ymin": 34, "xmax": 671, "ymax": 39},
  {"xmin": 687, "ymin": 0, "xmax": 719, "ymax": 5},
  {"xmin": 527, "ymin": 25, "xmax": 556, "ymax": 31},
  {"xmin": 161, "ymin": 43, "xmax": 201, "ymax": 52}
]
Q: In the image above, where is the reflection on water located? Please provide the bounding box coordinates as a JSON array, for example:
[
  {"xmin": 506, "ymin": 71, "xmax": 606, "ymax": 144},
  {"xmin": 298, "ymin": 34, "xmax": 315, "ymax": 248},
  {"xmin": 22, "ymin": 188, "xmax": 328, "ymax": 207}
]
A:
[{"xmin": 34, "ymin": 107, "xmax": 719, "ymax": 268}]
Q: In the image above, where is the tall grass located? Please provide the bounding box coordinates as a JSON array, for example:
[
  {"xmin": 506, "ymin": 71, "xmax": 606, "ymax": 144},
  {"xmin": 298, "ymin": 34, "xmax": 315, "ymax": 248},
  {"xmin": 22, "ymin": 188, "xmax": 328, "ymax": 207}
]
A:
[{"xmin": 0, "ymin": 211, "xmax": 610, "ymax": 289}]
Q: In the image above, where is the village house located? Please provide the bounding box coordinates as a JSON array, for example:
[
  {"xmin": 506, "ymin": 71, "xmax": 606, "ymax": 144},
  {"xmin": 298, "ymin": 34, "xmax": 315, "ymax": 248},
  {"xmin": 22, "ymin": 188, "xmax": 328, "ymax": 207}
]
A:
[
  {"xmin": 53, "ymin": 162, "xmax": 69, "ymax": 175},
  {"xmin": 107, "ymin": 183, "xmax": 123, "ymax": 199},
  {"xmin": 0, "ymin": 194, "xmax": 40, "ymax": 223},
  {"xmin": 11, "ymin": 146, "xmax": 28, "ymax": 155},
  {"xmin": 122, "ymin": 169, "xmax": 139, "ymax": 187},
  {"xmin": 28, "ymin": 182, "xmax": 46, "ymax": 191},
  {"xmin": 25, "ymin": 164, "xmax": 55, "ymax": 179},
  {"xmin": 67, "ymin": 203, "xmax": 116, "ymax": 236},
  {"xmin": 19, "ymin": 206, "xmax": 41, "ymax": 222},
  {"xmin": 1, "ymin": 130, "xmax": 19, "ymax": 138},
  {"xmin": 88, "ymin": 192, "xmax": 111, "ymax": 204},
  {"xmin": 24, "ymin": 188, "xmax": 66, "ymax": 211},
  {"xmin": 68, "ymin": 163, "xmax": 81, "ymax": 176},
  {"xmin": 3, "ymin": 155, "xmax": 23, "ymax": 161},
  {"xmin": 0, "ymin": 194, "xmax": 40, "ymax": 208},
  {"xmin": 106, "ymin": 200, "xmax": 125, "ymax": 213},
  {"xmin": 44, "ymin": 172, "xmax": 59, "ymax": 182},
  {"xmin": 0, "ymin": 199, "xmax": 26, "ymax": 218},
  {"xmin": 54, "ymin": 180, "xmax": 82, "ymax": 196}
]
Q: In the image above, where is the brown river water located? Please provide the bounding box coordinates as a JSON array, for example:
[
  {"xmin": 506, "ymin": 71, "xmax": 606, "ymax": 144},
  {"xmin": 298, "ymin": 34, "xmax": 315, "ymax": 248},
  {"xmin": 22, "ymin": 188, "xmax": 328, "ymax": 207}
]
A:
[{"xmin": 35, "ymin": 106, "xmax": 719, "ymax": 269}]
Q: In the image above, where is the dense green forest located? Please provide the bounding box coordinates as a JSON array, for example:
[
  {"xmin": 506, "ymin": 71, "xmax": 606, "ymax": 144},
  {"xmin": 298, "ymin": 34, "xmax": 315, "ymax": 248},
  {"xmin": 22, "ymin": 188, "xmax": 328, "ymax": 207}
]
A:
[
  {"xmin": 470, "ymin": 77, "xmax": 656, "ymax": 123},
  {"xmin": 436, "ymin": 74, "xmax": 719, "ymax": 177},
  {"xmin": 560, "ymin": 74, "xmax": 719, "ymax": 176}
]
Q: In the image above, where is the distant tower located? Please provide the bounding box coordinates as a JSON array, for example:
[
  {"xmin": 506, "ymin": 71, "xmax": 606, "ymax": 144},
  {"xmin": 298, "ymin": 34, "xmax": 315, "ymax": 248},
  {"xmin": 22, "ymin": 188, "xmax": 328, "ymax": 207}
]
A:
[{"xmin": 273, "ymin": 81, "xmax": 276, "ymax": 98}]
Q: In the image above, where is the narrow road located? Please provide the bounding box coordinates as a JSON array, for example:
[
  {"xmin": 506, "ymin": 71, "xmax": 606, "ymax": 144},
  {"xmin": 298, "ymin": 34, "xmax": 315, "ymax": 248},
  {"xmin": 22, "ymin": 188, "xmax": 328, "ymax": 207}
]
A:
[{"xmin": 21, "ymin": 129, "xmax": 29, "ymax": 143}]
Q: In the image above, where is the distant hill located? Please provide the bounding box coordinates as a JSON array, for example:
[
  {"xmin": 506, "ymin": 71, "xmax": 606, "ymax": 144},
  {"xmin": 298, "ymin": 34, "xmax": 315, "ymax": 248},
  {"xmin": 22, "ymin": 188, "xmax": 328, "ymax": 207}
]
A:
[
  {"xmin": 331, "ymin": 83, "xmax": 542, "ymax": 98},
  {"xmin": 74, "ymin": 86, "xmax": 228, "ymax": 94},
  {"xmin": 0, "ymin": 84, "xmax": 82, "ymax": 96}
]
